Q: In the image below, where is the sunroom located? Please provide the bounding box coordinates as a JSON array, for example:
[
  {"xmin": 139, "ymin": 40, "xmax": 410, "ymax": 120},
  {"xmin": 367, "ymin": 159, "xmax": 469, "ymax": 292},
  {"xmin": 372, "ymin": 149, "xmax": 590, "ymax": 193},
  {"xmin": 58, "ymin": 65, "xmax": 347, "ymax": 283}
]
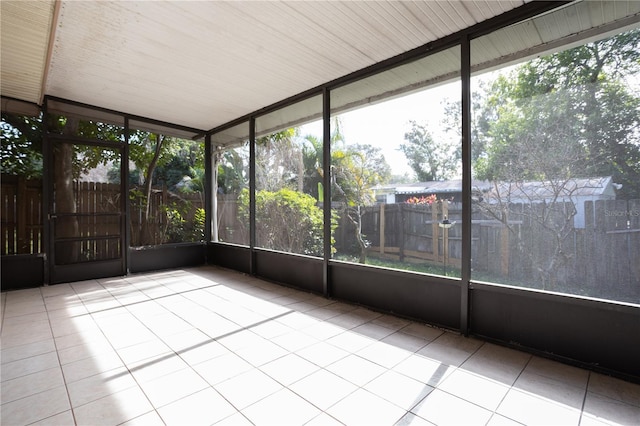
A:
[{"xmin": 1, "ymin": 1, "xmax": 639, "ymax": 424}]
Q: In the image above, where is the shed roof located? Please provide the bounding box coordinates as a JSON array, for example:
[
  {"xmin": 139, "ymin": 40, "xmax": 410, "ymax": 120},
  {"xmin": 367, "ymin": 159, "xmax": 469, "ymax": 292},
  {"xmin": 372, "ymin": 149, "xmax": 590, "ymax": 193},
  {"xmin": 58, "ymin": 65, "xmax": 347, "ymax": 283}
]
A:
[
  {"xmin": 377, "ymin": 177, "xmax": 615, "ymax": 200},
  {"xmin": 485, "ymin": 176, "xmax": 616, "ymax": 201}
]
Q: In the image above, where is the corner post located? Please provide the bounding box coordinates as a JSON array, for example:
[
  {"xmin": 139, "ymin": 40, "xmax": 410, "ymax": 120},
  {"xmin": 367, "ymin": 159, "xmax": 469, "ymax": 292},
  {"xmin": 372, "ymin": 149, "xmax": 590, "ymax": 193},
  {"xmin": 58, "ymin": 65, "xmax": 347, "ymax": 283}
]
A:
[
  {"xmin": 249, "ymin": 117, "xmax": 257, "ymax": 275},
  {"xmin": 460, "ymin": 34, "xmax": 472, "ymax": 335},
  {"xmin": 322, "ymin": 88, "xmax": 332, "ymax": 297}
]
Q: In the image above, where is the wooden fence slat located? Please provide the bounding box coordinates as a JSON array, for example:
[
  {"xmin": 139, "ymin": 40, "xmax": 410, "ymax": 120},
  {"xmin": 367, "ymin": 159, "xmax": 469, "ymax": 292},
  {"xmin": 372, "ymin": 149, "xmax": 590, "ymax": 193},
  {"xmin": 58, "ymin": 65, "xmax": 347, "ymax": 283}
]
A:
[
  {"xmin": 379, "ymin": 203, "xmax": 385, "ymax": 254},
  {"xmin": 1, "ymin": 184, "xmax": 16, "ymax": 254},
  {"xmin": 432, "ymin": 204, "xmax": 438, "ymax": 260},
  {"xmin": 16, "ymin": 177, "xmax": 27, "ymax": 253},
  {"xmin": 347, "ymin": 199, "xmax": 638, "ymax": 300}
]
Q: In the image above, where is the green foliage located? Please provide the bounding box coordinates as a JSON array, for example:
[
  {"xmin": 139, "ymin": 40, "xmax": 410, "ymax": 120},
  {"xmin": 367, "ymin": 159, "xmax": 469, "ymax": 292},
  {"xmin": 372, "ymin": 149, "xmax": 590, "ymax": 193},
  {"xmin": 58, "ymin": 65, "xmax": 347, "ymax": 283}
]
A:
[
  {"xmin": 161, "ymin": 205, "xmax": 205, "ymax": 244},
  {"xmin": 162, "ymin": 205, "xmax": 186, "ymax": 243},
  {"xmin": 127, "ymin": 134, "xmax": 205, "ymax": 246},
  {"xmin": 332, "ymin": 143, "xmax": 391, "ymax": 207},
  {"xmin": 399, "ymin": 120, "xmax": 460, "ymax": 181},
  {"xmin": 255, "ymin": 128, "xmax": 304, "ymax": 192},
  {"xmin": 217, "ymin": 146, "xmax": 248, "ymax": 194},
  {"xmin": 473, "ymin": 29, "xmax": 640, "ymax": 198},
  {"xmin": 2, "ymin": 113, "xmax": 130, "ymax": 180},
  {"xmin": 469, "ymin": 29, "xmax": 640, "ymax": 290},
  {"xmin": 1, "ymin": 114, "xmax": 43, "ymax": 178},
  {"xmin": 238, "ymin": 187, "xmax": 336, "ymax": 256},
  {"xmin": 301, "ymin": 134, "xmax": 324, "ymax": 198},
  {"xmin": 331, "ymin": 142, "xmax": 390, "ymax": 263},
  {"xmin": 337, "ymin": 255, "xmax": 461, "ymax": 278},
  {"xmin": 193, "ymin": 207, "xmax": 206, "ymax": 241}
]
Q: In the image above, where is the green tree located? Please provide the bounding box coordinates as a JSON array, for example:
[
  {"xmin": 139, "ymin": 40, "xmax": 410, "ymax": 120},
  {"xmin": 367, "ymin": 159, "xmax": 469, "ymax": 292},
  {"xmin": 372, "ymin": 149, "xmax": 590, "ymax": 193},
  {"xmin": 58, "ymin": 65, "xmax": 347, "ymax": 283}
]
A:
[
  {"xmin": 255, "ymin": 128, "xmax": 304, "ymax": 192},
  {"xmin": 332, "ymin": 142, "xmax": 391, "ymax": 263},
  {"xmin": 128, "ymin": 133, "xmax": 204, "ymax": 245},
  {"xmin": 217, "ymin": 146, "xmax": 248, "ymax": 195},
  {"xmin": 400, "ymin": 120, "xmax": 460, "ymax": 181},
  {"xmin": 2, "ymin": 113, "xmax": 206, "ymax": 249},
  {"xmin": 300, "ymin": 117, "xmax": 346, "ymax": 198},
  {"xmin": 300, "ymin": 134, "xmax": 324, "ymax": 199},
  {"xmin": 1, "ymin": 113, "xmax": 43, "ymax": 178},
  {"xmin": 441, "ymin": 85, "xmax": 488, "ymax": 165},
  {"xmin": 2, "ymin": 113, "xmax": 124, "ymax": 261},
  {"xmin": 238, "ymin": 187, "xmax": 334, "ymax": 256},
  {"xmin": 472, "ymin": 29, "xmax": 640, "ymax": 290},
  {"xmin": 474, "ymin": 29, "xmax": 640, "ymax": 198}
]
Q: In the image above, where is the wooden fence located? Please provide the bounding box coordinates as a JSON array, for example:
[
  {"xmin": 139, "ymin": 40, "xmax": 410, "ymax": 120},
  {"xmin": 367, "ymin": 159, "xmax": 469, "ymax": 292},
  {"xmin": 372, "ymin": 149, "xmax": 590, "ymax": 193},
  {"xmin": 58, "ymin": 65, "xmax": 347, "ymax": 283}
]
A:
[
  {"xmin": 352, "ymin": 201, "xmax": 463, "ymax": 268},
  {"xmin": 1, "ymin": 175, "xmax": 204, "ymax": 256},
  {"xmin": 351, "ymin": 199, "xmax": 639, "ymax": 300},
  {"xmin": 216, "ymin": 194, "xmax": 247, "ymax": 245},
  {"xmin": 1, "ymin": 175, "xmax": 43, "ymax": 255},
  {"xmin": 212, "ymin": 197, "xmax": 639, "ymax": 300},
  {"xmin": 129, "ymin": 186, "xmax": 203, "ymax": 246},
  {"xmin": 3, "ymin": 175, "xmax": 637, "ymax": 300},
  {"xmin": 64, "ymin": 181, "xmax": 122, "ymax": 263}
]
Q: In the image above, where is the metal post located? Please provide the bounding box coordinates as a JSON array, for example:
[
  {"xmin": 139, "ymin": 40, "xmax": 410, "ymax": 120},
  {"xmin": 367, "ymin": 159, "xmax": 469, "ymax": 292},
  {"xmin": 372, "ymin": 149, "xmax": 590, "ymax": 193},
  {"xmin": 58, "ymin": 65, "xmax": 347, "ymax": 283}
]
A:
[
  {"xmin": 211, "ymin": 147, "xmax": 219, "ymax": 243},
  {"xmin": 249, "ymin": 117, "xmax": 256, "ymax": 275},
  {"xmin": 322, "ymin": 88, "xmax": 331, "ymax": 297},
  {"xmin": 460, "ymin": 35, "xmax": 472, "ymax": 335},
  {"xmin": 124, "ymin": 117, "xmax": 131, "ymax": 274},
  {"xmin": 204, "ymin": 134, "xmax": 212, "ymax": 244},
  {"xmin": 42, "ymin": 99, "xmax": 51, "ymax": 284}
]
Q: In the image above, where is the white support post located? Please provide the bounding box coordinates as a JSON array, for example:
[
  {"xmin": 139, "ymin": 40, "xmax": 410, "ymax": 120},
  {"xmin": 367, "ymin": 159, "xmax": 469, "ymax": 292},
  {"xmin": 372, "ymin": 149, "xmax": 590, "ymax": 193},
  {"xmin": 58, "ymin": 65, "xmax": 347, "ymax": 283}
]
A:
[{"xmin": 211, "ymin": 147, "xmax": 219, "ymax": 242}]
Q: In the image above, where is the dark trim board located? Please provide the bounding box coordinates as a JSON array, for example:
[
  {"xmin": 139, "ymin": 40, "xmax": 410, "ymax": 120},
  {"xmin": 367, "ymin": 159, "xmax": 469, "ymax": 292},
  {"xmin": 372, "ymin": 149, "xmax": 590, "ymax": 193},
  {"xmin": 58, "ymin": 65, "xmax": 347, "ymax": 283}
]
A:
[
  {"xmin": 330, "ymin": 261, "xmax": 461, "ymax": 330},
  {"xmin": 1, "ymin": 255, "xmax": 44, "ymax": 290},
  {"xmin": 207, "ymin": 243, "xmax": 251, "ymax": 275},
  {"xmin": 254, "ymin": 249, "xmax": 324, "ymax": 294},
  {"xmin": 206, "ymin": 244, "xmax": 324, "ymax": 294},
  {"xmin": 469, "ymin": 283, "xmax": 640, "ymax": 382},
  {"xmin": 51, "ymin": 259, "xmax": 124, "ymax": 284},
  {"xmin": 129, "ymin": 243, "xmax": 205, "ymax": 274},
  {"xmin": 206, "ymin": 246, "xmax": 640, "ymax": 382}
]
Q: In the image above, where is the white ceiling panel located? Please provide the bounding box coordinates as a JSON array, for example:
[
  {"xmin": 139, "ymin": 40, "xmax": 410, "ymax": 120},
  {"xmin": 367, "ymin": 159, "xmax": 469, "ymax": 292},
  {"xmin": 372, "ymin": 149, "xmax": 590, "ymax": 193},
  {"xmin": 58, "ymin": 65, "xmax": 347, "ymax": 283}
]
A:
[
  {"xmin": 2, "ymin": 0, "xmax": 527, "ymax": 131},
  {"xmin": 2, "ymin": 1, "xmax": 638, "ymax": 136},
  {"xmin": 471, "ymin": 1, "xmax": 640, "ymax": 74},
  {"xmin": 0, "ymin": 0, "xmax": 55, "ymax": 103}
]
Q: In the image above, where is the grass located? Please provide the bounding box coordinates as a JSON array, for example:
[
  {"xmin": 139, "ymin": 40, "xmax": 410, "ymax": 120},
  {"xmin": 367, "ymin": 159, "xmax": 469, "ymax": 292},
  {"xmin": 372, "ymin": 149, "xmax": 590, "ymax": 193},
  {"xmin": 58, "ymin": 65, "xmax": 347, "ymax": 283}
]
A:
[{"xmin": 334, "ymin": 253, "xmax": 461, "ymax": 278}]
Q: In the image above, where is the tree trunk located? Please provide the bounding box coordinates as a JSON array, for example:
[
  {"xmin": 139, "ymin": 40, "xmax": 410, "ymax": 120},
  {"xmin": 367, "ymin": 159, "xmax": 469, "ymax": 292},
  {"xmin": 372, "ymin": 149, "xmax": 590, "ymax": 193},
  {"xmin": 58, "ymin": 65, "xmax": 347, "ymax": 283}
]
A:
[
  {"xmin": 140, "ymin": 134, "xmax": 164, "ymax": 245},
  {"xmin": 349, "ymin": 206, "xmax": 367, "ymax": 264},
  {"xmin": 54, "ymin": 118, "xmax": 80, "ymax": 264},
  {"xmin": 297, "ymin": 149, "xmax": 304, "ymax": 192}
]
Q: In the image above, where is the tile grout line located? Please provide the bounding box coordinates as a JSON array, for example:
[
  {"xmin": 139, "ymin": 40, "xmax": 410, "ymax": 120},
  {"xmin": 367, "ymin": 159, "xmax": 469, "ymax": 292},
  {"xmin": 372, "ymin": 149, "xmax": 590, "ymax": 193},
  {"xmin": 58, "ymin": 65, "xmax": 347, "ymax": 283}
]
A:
[
  {"xmin": 483, "ymin": 349, "xmax": 533, "ymax": 425},
  {"xmin": 409, "ymin": 340, "xmax": 491, "ymax": 424},
  {"xmin": 578, "ymin": 372, "xmax": 592, "ymax": 426},
  {"xmin": 66, "ymin": 278, "xmax": 162, "ymax": 425},
  {"xmin": 0, "ymin": 290, "xmax": 6, "ymax": 336},
  {"xmin": 8, "ymin": 267, "xmax": 637, "ymax": 426},
  {"xmin": 94, "ymin": 275, "xmax": 289, "ymax": 424},
  {"xmin": 42, "ymin": 285, "xmax": 78, "ymax": 426},
  {"xmin": 93, "ymin": 278, "xmax": 176, "ymax": 425},
  {"xmin": 148, "ymin": 278, "xmax": 298, "ymax": 425}
]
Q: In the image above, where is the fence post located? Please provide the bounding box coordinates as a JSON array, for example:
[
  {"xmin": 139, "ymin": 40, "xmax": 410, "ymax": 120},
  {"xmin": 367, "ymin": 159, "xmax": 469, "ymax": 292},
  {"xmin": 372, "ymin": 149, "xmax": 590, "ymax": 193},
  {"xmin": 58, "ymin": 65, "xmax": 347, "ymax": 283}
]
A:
[
  {"xmin": 432, "ymin": 204, "xmax": 439, "ymax": 260},
  {"xmin": 500, "ymin": 210, "xmax": 510, "ymax": 276},
  {"xmin": 379, "ymin": 203, "xmax": 385, "ymax": 255},
  {"xmin": 17, "ymin": 176, "xmax": 27, "ymax": 253},
  {"xmin": 442, "ymin": 200, "xmax": 449, "ymax": 265},
  {"xmin": 399, "ymin": 204, "xmax": 405, "ymax": 262}
]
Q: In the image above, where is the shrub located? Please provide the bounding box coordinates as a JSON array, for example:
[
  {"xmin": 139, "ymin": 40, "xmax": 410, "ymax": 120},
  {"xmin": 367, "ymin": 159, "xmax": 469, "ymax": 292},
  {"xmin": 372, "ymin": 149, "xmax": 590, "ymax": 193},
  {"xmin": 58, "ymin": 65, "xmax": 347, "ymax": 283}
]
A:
[{"xmin": 238, "ymin": 188, "xmax": 336, "ymax": 256}]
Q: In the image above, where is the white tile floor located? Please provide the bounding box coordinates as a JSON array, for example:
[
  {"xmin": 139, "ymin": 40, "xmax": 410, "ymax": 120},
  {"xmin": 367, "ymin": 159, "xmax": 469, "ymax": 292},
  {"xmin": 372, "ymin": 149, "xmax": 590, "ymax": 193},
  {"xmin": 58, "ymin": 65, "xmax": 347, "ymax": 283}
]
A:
[{"xmin": 1, "ymin": 266, "xmax": 639, "ymax": 426}]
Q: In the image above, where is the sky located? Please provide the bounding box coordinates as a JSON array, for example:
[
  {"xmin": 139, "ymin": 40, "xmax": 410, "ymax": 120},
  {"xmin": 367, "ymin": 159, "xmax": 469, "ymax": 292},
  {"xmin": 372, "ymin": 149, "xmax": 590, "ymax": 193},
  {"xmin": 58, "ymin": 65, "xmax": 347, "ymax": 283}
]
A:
[{"xmin": 300, "ymin": 80, "xmax": 462, "ymax": 178}]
